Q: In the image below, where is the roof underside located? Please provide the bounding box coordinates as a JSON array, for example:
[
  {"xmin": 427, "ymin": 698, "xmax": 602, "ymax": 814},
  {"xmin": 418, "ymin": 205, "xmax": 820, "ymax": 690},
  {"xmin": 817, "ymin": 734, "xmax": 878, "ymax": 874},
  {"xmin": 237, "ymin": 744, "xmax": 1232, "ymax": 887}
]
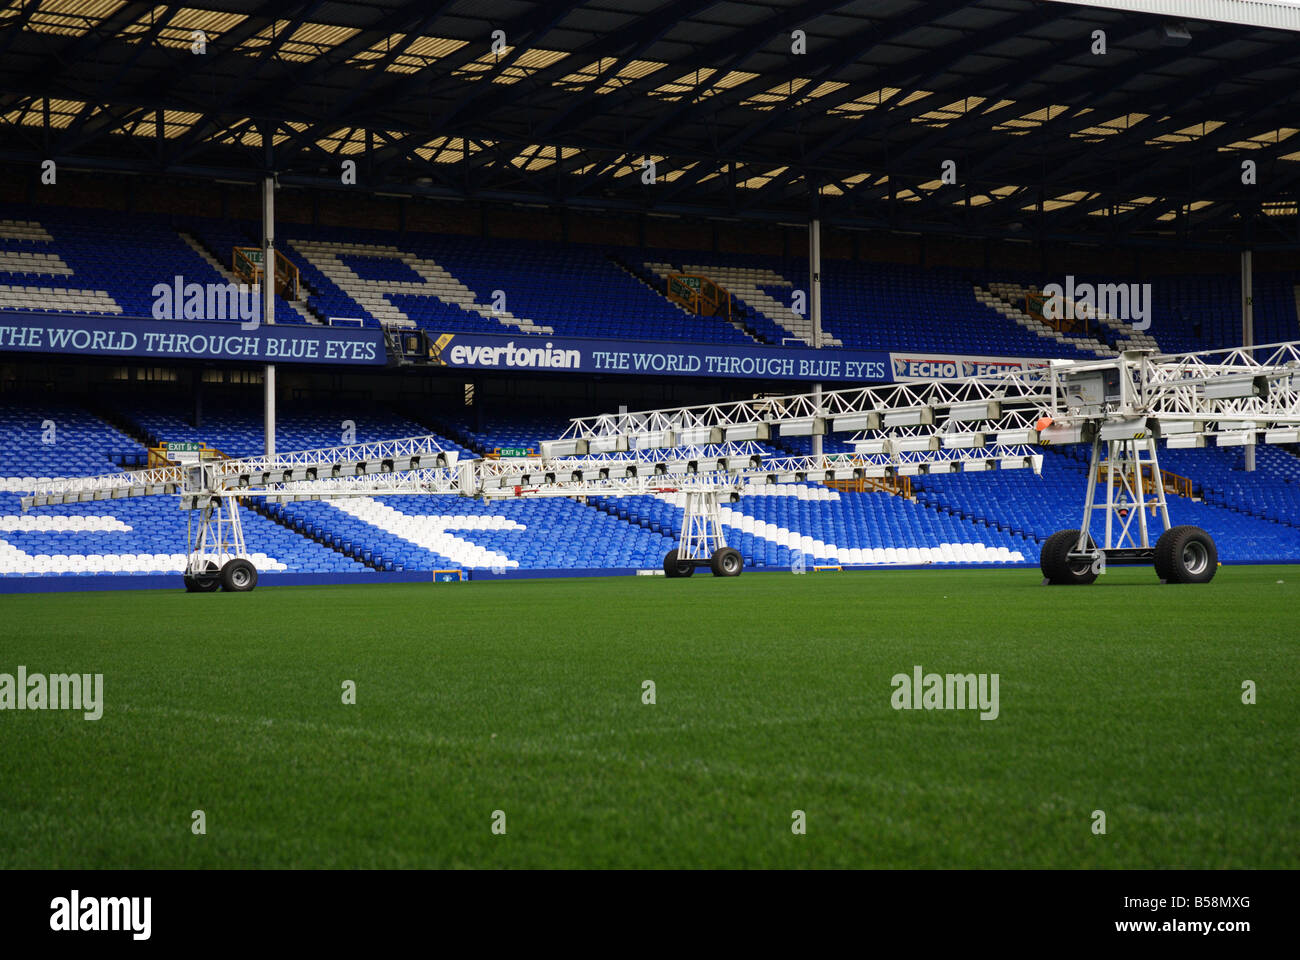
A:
[{"xmin": 3, "ymin": 0, "xmax": 1300, "ymax": 247}]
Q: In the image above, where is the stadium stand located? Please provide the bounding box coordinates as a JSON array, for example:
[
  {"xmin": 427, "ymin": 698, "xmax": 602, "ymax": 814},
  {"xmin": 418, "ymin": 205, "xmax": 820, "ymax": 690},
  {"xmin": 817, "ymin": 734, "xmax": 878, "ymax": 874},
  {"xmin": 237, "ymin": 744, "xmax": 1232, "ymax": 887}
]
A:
[
  {"xmin": 3, "ymin": 203, "xmax": 1296, "ymax": 360},
  {"xmin": 914, "ymin": 446, "xmax": 1300, "ymax": 564},
  {"xmin": 199, "ymin": 217, "xmax": 754, "ymax": 343},
  {"xmin": 114, "ymin": 400, "xmax": 475, "ymax": 463},
  {"xmin": 2, "ymin": 395, "xmax": 1298, "ymax": 578},
  {"xmin": 0, "ymin": 399, "xmax": 366, "ymax": 576},
  {"xmin": 591, "ymin": 483, "xmax": 1029, "ymax": 569},
  {"xmin": 0, "ymin": 205, "xmax": 309, "ymax": 325},
  {"xmin": 3, "ymin": 198, "xmax": 1299, "ymax": 581}
]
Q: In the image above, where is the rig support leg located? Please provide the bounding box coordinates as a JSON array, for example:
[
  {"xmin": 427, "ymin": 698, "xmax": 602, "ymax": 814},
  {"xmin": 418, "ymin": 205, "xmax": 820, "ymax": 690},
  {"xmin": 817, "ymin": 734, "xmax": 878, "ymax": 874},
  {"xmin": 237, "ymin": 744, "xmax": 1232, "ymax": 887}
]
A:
[{"xmin": 664, "ymin": 491, "xmax": 742, "ymax": 577}]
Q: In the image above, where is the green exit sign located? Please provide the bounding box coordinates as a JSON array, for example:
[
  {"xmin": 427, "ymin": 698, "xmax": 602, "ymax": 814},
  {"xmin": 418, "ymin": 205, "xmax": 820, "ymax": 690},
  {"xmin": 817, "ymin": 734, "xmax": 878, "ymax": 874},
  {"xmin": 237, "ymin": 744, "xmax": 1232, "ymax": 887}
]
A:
[
  {"xmin": 497, "ymin": 447, "xmax": 533, "ymax": 458},
  {"xmin": 166, "ymin": 441, "xmax": 204, "ymax": 453}
]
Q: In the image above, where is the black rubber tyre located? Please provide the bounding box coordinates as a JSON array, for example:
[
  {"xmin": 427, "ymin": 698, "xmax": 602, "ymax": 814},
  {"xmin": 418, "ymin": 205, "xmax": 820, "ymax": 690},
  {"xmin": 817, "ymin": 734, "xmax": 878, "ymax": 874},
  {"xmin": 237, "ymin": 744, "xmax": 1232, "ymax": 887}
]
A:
[
  {"xmin": 662, "ymin": 549, "xmax": 695, "ymax": 578},
  {"xmin": 1154, "ymin": 525, "xmax": 1218, "ymax": 584},
  {"xmin": 220, "ymin": 558, "xmax": 259, "ymax": 592},
  {"xmin": 183, "ymin": 574, "xmax": 198, "ymax": 593},
  {"xmin": 1040, "ymin": 529, "xmax": 1099, "ymax": 585},
  {"xmin": 710, "ymin": 547, "xmax": 743, "ymax": 577},
  {"xmin": 190, "ymin": 561, "xmax": 221, "ymax": 592}
]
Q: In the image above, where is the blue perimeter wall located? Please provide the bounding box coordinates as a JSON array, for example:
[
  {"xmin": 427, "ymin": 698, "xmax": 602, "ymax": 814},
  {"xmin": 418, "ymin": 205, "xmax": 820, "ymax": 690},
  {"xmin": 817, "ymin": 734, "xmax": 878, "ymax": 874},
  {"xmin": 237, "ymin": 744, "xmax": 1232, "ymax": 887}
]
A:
[{"xmin": 0, "ymin": 563, "xmax": 1059, "ymax": 593}]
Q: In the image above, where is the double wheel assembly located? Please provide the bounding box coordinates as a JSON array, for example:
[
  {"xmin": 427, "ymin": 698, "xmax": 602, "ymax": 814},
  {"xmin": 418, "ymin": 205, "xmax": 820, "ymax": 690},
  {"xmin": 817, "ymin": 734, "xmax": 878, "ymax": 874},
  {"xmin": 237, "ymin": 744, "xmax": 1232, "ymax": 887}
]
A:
[
  {"xmin": 663, "ymin": 547, "xmax": 743, "ymax": 578},
  {"xmin": 183, "ymin": 558, "xmax": 259, "ymax": 592},
  {"xmin": 1040, "ymin": 526, "xmax": 1217, "ymax": 585}
]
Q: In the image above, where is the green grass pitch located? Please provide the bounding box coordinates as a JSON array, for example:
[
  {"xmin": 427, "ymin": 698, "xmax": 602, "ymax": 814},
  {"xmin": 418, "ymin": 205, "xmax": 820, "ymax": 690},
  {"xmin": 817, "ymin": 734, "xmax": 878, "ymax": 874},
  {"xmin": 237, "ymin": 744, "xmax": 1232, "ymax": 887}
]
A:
[{"xmin": 1, "ymin": 567, "xmax": 1297, "ymax": 869}]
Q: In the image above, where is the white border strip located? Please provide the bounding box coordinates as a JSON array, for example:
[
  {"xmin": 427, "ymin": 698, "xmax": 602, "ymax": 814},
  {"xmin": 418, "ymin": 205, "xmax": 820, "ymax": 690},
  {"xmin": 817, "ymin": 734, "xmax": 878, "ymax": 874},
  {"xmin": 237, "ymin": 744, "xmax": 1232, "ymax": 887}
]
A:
[{"xmin": 1044, "ymin": 0, "xmax": 1300, "ymax": 32}]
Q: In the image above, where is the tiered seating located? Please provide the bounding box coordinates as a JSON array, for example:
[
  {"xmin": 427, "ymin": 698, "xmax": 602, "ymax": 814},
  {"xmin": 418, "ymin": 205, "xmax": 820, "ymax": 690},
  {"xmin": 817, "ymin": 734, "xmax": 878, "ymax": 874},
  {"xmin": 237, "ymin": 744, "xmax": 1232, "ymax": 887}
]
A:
[
  {"xmin": 268, "ymin": 493, "xmax": 676, "ymax": 571},
  {"xmin": 1159, "ymin": 445, "xmax": 1300, "ymax": 528},
  {"xmin": 432, "ymin": 408, "xmax": 575, "ymax": 456},
  {"xmin": 1151, "ymin": 272, "xmax": 1298, "ymax": 354},
  {"xmin": 0, "ymin": 493, "xmax": 364, "ymax": 576},
  {"xmin": 642, "ymin": 254, "xmax": 838, "ymax": 346},
  {"xmin": 179, "ymin": 219, "xmax": 312, "ymax": 324},
  {"xmin": 641, "ymin": 252, "xmax": 1120, "ymax": 358},
  {"xmin": 3, "ymin": 398, "xmax": 1298, "ymax": 578},
  {"xmin": 4, "ymin": 204, "xmax": 1294, "ymax": 360},
  {"xmin": 592, "ymin": 482, "xmax": 1029, "ymax": 569},
  {"xmin": 255, "ymin": 222, "xmax": 752, "ymax": 343},
  {"xmin": 978, "ymin": 281, "xmax": 1129, "ymax": 356},
  {"xmin": 0, "ymin": 401, "xmax": 145, "ymax": 478},
  {"xmin": 0, "ymin": 400, "xmax": 367, "ymax": 576},
  {"xmin": 914, "ymin": 447, "xmax": 1300, "ymax": 564},
  {"xmin": 116, "ymin": 402, "xmax": 474, "ymax": 462},
  {"xmin": 0, "ymin": 207, "xmax": 225, "ymax": 318},
  {"xmin": 822, "ymin": 262, "xmax": 1109, "ymax": 358},
  {"xmin": 0, "ymin": 206, "xmax": 319, "ymax": 324}
]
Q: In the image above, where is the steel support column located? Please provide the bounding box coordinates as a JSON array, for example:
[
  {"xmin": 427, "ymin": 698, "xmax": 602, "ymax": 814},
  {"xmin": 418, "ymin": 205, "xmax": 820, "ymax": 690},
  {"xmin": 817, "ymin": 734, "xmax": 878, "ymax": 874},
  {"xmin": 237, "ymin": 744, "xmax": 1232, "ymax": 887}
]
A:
[
  {"xmin": 809, "ymin": 215, "xmax": 823, "ymax": 459},
  {"xmin": 1242, "ymin": 248, "xmax": 1255, "ymax": 471},
  {"xmin": 262, "ymin": 174, "xmax": 276, "ymax": 460}
]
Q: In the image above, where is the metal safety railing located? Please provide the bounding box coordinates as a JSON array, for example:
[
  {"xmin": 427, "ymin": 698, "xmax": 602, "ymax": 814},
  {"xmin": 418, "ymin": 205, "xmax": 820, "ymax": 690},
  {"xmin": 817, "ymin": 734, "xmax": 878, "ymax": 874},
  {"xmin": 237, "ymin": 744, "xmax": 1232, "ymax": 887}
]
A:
[
  {"xmin": 147, "ymin": 442, "xmax": 228, "ymax": 469},
  {"xmin": 1099, "ymin": 463, "xmax": 1197, "ymax": 499},
  {"xmin": 666, "ymin": 273, "xmax": 731, "ymax": 318},
  {"xmin": 825, "ymin": 474, "xmax": 913, "ymax": 498},
  {"xmin": 233, "ymin": 246, "xmax": 300, "ymax": 300}
]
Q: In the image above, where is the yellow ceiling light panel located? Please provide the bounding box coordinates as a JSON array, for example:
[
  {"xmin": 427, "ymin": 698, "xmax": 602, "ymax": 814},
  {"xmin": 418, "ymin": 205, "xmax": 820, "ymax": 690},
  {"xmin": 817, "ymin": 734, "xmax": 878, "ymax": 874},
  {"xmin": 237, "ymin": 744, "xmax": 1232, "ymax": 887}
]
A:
[
  {"xmin": 646, "ymin": 69, "xmax": 718, "ymax": 101},
  {"xmin": 1156, "ymin": 200, "xmax": 1214, "ymax": 222},
  {"xmin": 740, "ymin": 78, "xmax": 811, "ymax": 111},
  {"xmin": 1071, "ymin": 112, "xmax": 1151, "ymax": 139},
  {"xmin": 315, "ymin": 127, "xmax": 370, "ymax": 155},
  {"xmin": 798, "ymin": 80, "xmax": 848, "ymax": 106},
  {"xmin": 994, "ymin": 104, "xmax": 1071, "ymax": 133},
  {"xmin": 348, "ymin": 34, "xmax": 468, "ymax": 73},
  {"xmin": 1219, "ymin": 126, "xmax": 1299, "ymax": 151},
  {"xmin": 223, "ymin": 122, "xmax": 300, "ymax": 148},
  {"xmin": 896, "ymin": 89, "xmax": 933, "ymax": 108},
  {"xmin": 1147, "ymin": 120, "xmax": 1225, "ymax": 145},
  {"xmin": 236, "ymin": 20, "xmax": 360, "ymax": 63},
  {"xmin": 821, "ymin": 172, "xmax": 871, "ymax": 196},
  {"xmin": 646, "ymin": 69, "xmax": 717, "ymax": 101},
  {"xmin": 695, "ymin": 163, "xmax": 731, "ymax": 185},
  {"xmin": 640, "ymin": 159, "xmax": 698, "ymax": 184},
  {"xmin": 1036, "ymin": 191, "xmax": 1099, "ymax": 212},
  {"xmin": 552, "ymin": 58, "xmax": 620, "ymax": 91},
  {"xmin": 414, "ymin": 137, "xmax": 482, "ymax": 163},
  {"xmin": 595, "ymin": 59, "xmax": 668, "ymax": 94},
  {"xmin": 2, "ymin": 97, "xmax": 93, "ymax": 129},
  {"xmin": 511, "ymin": 144, "xmax": 582, "ymax": 171},
  {"xmin": 494, "ymin": 48, "xmax": 569, "ymax": 84},
  {"xmin": 124, "ymin": 109, "xmax": 203, "ymax": 139},
  {"xmin": 693, "ymin": 70, "xmax": 758, "ymax": 101},
  {"xmin": 613, "ymin": 154, "xmax": 666, "ymax": 178},
  {"xmin": 913, "ymin": 96, "xmax": 987, "ymax": 127},
  {"xmin": 736, "ymin": 165, "xmax": 788, "ymax": 189},
  {"xmin": 982, "ymin": 98, "xmax": 1017, "ymax": 114},
  {"xmin": 24, "ymin": 0, "xmax": 124, "ymax": 37},
  {"xmin": 826, "ymin": 86, "xmax": 902, "ymax": 117},
  {"xmin": 120, "ymin": 7, "xmax": 247, "ymax": 49}
]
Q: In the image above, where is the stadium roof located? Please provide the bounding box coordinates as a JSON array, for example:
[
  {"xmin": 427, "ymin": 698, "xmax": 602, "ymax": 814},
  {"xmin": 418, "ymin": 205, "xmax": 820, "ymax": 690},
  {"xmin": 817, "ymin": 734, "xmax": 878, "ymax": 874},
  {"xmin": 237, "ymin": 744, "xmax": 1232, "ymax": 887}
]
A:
[{"xmin": 3, "ymin": 0, "xmax": 1300, "ymax": 248}]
